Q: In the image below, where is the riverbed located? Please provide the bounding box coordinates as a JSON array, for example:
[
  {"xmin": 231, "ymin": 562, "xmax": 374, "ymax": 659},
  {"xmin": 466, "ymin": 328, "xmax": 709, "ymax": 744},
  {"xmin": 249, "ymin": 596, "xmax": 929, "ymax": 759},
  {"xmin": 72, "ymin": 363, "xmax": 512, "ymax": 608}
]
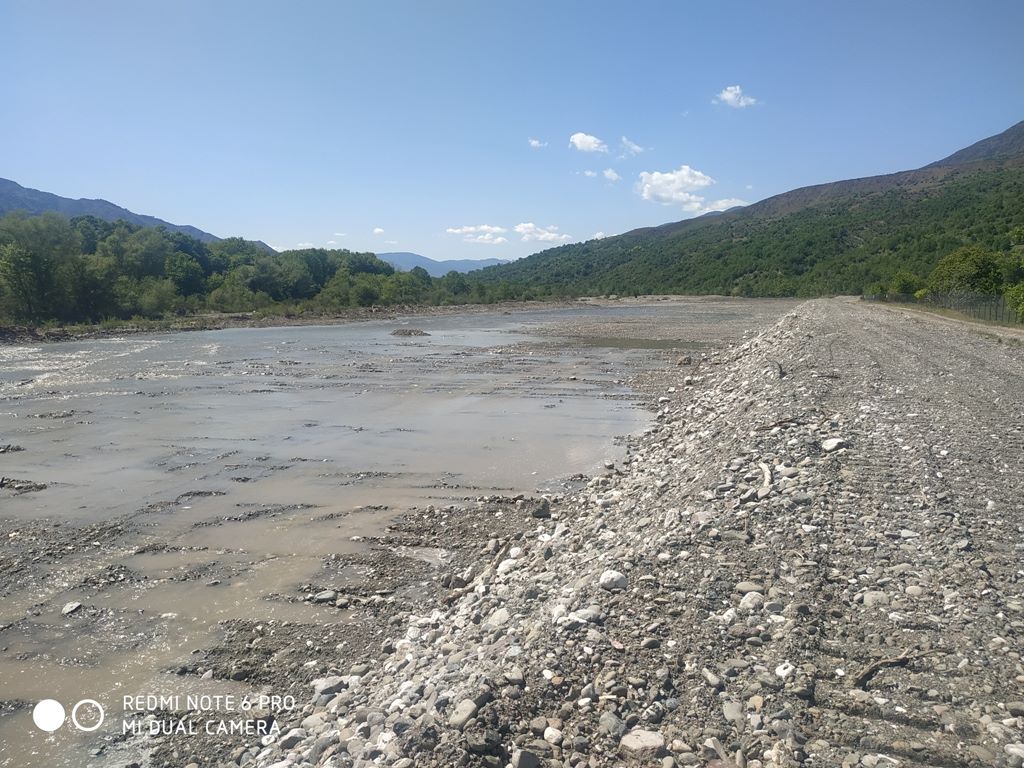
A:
[{"xmin": 0, "ymin": 297, "xmax": 797, "ymax": 767}]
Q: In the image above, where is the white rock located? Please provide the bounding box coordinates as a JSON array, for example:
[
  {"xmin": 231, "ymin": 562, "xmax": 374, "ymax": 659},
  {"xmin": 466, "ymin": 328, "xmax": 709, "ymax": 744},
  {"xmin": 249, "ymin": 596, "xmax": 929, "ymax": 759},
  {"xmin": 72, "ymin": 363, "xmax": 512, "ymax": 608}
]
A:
[
  {"xmin": 863, "ymin": 590, "xmax": 890, "ymax": 608},
  {"xmin": 599, "ymin": 570, "xmax": 628, "ymax": 591},
  {"xmin": 775, "ymin": 662, "xmax": 795, "ymax": 679},
  {"xmin": 739, "ymin": 591, "xmax": 765, "ymax": 612},
  {"xmin": 487, "ymin": 607, "xmax": 511, "ymax": 627},
  {"xmin": 822, "ymin": 437, "xmax": 847, "ymax": 452},
  {"xmin": 619, "ymin": 729, "xmax": 666, "ymax": 757},
  {"xmin": 449, "ymin": 699, "xmax": 478, "ymax": 730}
]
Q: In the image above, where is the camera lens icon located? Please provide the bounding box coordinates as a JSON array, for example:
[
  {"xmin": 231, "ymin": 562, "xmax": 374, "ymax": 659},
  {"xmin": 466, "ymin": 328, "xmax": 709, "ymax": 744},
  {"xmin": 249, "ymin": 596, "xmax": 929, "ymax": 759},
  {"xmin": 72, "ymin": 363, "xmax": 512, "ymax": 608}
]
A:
[
  {"xmin": 32, "ymin": 699, "xmax": 65, "ymax": 732},
  {"xmin": 32, "ymin": 698, "xmax": 105, "ymax": 733}
]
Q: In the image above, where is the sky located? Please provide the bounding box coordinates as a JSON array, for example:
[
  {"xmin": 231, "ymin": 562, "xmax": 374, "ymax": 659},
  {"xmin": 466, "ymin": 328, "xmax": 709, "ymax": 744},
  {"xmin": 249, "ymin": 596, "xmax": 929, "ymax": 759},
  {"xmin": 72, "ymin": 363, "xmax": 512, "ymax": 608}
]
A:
[{"xmin": 4, "ymin": 1, "xmax": 1024, "ymax": 261}]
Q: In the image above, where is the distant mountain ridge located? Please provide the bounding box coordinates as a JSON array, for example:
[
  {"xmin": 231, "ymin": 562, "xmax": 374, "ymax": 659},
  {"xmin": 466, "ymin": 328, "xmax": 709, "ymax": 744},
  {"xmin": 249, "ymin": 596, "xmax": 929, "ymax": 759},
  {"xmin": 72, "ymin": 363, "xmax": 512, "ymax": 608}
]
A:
[
  {"xmin": 474, "ymin": 119, "xmax": 1024, "ymax": 296},
  {"xmin": 0, "ymin": 177, "xmax": 276, "ymax": 253},
  {"xmin": 377, "ymin": 251, "xmax": 508, "ymax": 277}
]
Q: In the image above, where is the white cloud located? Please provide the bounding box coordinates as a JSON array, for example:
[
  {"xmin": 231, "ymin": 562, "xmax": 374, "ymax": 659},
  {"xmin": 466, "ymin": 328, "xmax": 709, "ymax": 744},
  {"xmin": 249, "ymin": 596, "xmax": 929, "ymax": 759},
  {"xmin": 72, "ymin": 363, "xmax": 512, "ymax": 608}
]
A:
[
  {"xmin": 620, "ymin": 136, "xmax": 644, "ymax": 156},
  {"xmin": 528, "ymin": 138, "xmax": 548, "ymax": 149},
  {"xmin": 569, "ymin": 132, "xmax": 608, "ymax": 153},
  {"xmin": 326, "ymin": 240, "xmax": 337, "ymax": 246},
  {"xmin": 603, "ymin": 168, "xmax": 621, "ymax": 182},
  {"xmin": 446, "ymin": 224, "xmax": 507, "ymax": 235},
  {"xmin": 384, "ymin": 239, "xmax": 398, "ymax": 245},
  {"xmin": 703, "ymin": 198, "xmax": 749, "ymax": 212},
  {"xmin": 713, "ymin": 85, "xmax": 757, "ymax": 108},
  {"xmin": 372, "ymin": 227, "xmax": 385, "ymax": 235},
  {"xmin": 635, "ymin": 165, "xmax": 747, "ymax": 215},
  {"xmin": 465, "ymin": 233, "xmax": 508, "ymax": 245},
  {"xmin": 295, "ymin": 242, "xmax": 313, "ymax": 248},
  {"xmin": 333, "ymin": 232, "xmax": 347, "ymax": 237},
  {"xmin": 591, "ymin": 231, "xmax": 608, "ymax": 240},
  {"xmin": 636, "ymin": 165, "xmax": 715, "ymax": 207},
  {"xmin": 446, "ymin": 224, "xmax": 509, "ymax": 245},
  {"xmin": 514, "ymin": 222, "xmax": 571, "ymax": 243},
  {"xmin": 582, "ymin": 170, "xmax": 597, "ymax": 177}
]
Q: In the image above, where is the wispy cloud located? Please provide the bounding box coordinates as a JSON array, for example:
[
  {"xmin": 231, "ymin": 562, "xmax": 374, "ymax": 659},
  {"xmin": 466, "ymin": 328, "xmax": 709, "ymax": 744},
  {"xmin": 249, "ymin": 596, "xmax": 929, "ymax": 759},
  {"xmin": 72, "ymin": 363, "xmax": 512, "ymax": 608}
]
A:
[
  {"xmin": 620, "ymin": 136, "xmax": 645, "ymax": 156},
  {"xmin": 372, "ymin": 227, "xmax": 385, "ymax": 235},
  {"xmin": 514, "ymin": 222, "xmax": 571, "ymax": 242},
  {"xmin": 295, "ymin": 242, "xmax": 313, "ymax": 248},
  {"xmin": 326, "ymin": 240, "xmax": 337, "ymax": 246},
  {"xmin": 528, "ymin": 138, "xmax": 548, "ymax": 149},
  {"xmin": 703, "ymin": 198, "xmax": 748, "ymax": 212},
  {"xmin": 446, "ymin": 224, "xmax": 507, "ymax": 235},
  {"xmin": 603, "ymin": 168, "xmax": 621, "ymax": 182},
  {"xmin": 466, "ymin": 233, "xmax": 508, "ymax": 245},
  {"xmin": 333, "ymin": 232, "xmax": 347, "ymax": 237},
  {"xmin": 582, "ymin": 170, "xmax": 598, "ymax": 177},
  {"xmin": 569, "ymin": 132, "xmax": 608, "ymax": 153},
  {"xmin": 713, "ymin": 84, "xmax": 757, "ymax": 108},
  {"xmin": 446, "ymin": 224, "xmax": 509, "ymax": 245}
]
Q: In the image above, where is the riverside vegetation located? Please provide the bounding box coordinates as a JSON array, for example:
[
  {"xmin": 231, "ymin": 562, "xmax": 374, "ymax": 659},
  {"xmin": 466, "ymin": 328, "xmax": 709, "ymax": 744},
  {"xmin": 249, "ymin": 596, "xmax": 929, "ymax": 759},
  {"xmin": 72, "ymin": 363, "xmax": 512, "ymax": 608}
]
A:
[{"xmin": 0, "ymin": 212, "xmax": 527, "ymax": 329}]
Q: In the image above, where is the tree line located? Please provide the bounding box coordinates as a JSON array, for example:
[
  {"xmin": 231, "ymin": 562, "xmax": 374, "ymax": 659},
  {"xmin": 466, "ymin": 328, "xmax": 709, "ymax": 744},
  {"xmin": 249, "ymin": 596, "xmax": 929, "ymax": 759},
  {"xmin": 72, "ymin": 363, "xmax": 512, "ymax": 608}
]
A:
[
  {"xmin": 0, "ymin": 212, "xmax": 524, "ymax": 325},
  {"xmin": 866, "ymin": 233, "xmax": 1024, "ymax": 317}
]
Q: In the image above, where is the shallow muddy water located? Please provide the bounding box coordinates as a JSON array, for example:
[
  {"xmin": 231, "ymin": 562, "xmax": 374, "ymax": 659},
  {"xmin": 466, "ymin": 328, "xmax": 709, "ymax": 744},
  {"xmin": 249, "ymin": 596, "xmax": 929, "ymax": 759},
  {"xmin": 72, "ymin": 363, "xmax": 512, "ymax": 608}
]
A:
[
  {"xmin": 0, "ymin": 305, "xmax": 661, "ymax": 767},
  {"xmin": 0, "ymin": 298, "xmax": 798, "ymax": 766}
]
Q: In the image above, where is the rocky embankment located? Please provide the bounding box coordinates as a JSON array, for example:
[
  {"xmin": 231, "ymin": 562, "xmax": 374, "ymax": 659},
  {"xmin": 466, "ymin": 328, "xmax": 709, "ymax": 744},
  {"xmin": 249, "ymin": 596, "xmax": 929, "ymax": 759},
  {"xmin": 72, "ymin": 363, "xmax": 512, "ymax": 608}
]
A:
[{"xmin": 210, "ymin": 300, "xmax": 1024, "ymax": 768}]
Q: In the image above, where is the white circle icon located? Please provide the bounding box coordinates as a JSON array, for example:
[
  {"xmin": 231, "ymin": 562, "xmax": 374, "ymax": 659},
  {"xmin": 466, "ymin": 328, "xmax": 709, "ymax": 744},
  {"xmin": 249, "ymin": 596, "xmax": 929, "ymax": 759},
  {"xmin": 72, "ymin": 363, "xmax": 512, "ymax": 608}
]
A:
[
  {"xmin": 71, "ymin": 699, "xmax": 105, "ymax": 732},
  {"xmin": 32, "ymin": 699, "xmax": 66, "ymax": 732}
]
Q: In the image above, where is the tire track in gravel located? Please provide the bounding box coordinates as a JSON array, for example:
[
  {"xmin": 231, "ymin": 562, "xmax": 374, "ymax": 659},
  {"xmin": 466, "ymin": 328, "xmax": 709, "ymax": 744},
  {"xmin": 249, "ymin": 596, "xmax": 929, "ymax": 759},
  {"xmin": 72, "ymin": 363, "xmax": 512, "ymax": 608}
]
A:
[{"xmin": 804, "ymin": 300, "xmax": 1024, "ymax": 767}]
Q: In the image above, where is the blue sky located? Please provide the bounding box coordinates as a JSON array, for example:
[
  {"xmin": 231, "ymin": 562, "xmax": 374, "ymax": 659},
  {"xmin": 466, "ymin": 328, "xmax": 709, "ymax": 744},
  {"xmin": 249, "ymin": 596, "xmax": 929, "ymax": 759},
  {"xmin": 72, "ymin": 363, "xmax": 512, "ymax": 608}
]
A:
[{"xmin": 5, "ymin": 1, "xmax": 1023, "ymax": 260}]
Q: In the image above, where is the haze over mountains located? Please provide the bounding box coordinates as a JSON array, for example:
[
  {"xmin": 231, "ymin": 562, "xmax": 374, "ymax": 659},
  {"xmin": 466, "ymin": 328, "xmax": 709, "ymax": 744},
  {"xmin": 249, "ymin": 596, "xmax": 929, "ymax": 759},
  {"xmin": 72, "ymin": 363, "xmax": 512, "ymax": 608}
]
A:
[
  {"xmin": 377, "ymin": 252, "xmax": 508, "ymax": 277},
  {"xmin": 473, "ymin": 120, "xmax": 1024, "ymax": 296},
  {"xmin": 0, "ymin": 177, "xmax": 278, "ymax": 253},
  {"xmin": 0, "ymin": 179, "xmax": 509, "ymax": 275}
]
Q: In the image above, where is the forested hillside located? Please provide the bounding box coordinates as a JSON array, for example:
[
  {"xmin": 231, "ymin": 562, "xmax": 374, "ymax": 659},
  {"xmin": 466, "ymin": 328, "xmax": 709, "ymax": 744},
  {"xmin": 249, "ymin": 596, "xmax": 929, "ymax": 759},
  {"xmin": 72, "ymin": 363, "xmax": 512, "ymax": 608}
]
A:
[
  {"xmin": 474, "ymin": 121, "xmax": 1024, "ymax": 298},
  {"xmin": 0, "ymin": 213, "xmax": 520, "ymax": 324}
]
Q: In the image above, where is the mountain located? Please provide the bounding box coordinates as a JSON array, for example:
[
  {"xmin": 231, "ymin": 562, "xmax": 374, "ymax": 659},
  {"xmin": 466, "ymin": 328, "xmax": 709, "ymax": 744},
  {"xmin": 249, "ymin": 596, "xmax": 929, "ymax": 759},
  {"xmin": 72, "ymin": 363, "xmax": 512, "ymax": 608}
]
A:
[
  {"xmin": 0, "ymin": 178, "xmax": 276, "ymax": 253},
  {"xmin": 928, "ymin": 119, "xmax": 1024, "ymax": 167},
  {"xmin": 473, "ymin": 120, "xmax": 1024, "ymax": 297},
  {"xmin": 377, "ymin": 251, "xmax": 508, "ymax": 277}
]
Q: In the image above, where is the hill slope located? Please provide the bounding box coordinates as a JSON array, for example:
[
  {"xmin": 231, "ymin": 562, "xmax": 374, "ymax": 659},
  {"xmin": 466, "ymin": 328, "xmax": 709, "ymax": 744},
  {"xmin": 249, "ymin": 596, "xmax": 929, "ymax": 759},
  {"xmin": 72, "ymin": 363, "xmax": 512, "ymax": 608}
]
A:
[
  {"xmin": 377, "ymin": 251, "xmax": 508, "ymax": 276},
  {"xmin": 0, "ymin": 178, "xmax": 276, "ymax": 253},
  {"xmin": 474, "ymin": 120, "xmax": 1024, "ymax": 296}
]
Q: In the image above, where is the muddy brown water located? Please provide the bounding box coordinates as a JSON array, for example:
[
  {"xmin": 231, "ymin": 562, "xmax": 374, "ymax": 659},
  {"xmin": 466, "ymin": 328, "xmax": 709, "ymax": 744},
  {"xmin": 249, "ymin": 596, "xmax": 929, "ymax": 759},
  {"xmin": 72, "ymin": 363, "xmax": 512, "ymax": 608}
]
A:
[
  {"xmin": 0, "ymin": 305, "xmax": 664, "ymax": 767},
  {"xmin": 0, "ymin": 299, "xmax": 797, "ymax": 767}
]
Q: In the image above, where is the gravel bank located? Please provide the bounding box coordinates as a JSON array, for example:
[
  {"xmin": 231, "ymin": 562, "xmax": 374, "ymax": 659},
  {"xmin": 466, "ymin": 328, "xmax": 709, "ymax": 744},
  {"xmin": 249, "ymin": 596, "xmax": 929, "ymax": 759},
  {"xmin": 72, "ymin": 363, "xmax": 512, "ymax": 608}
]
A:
[{"xmin": 156, "ymin": 298, "xmax": 1024, "ymax": 768}]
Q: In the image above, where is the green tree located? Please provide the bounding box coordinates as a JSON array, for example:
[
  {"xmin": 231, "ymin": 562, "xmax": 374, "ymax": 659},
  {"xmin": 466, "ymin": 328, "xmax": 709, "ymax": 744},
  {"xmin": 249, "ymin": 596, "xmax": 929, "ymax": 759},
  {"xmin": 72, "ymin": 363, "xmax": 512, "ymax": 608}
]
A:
[
  {"xmin": 317, "ymin": 268, "xmax": 352, "ymax": 308},
  {"xmin": 925, "ymin": 245, "xmax": 1004, "ymax": 295},
  {"xmin": 0, "ymin": 243, "xmax": 51, "ymax": 319},
  {"xmin": 165, "ymin": 252, "xmax": 206, "ymax": 296},
  {"xmin": 124, "ymin": 228, "xmax": 173, "ymax": 278},
  {"xmin": 1006, "ymin": 281, "xmax": 1024, "ymax": 317},
  {"xmin": 888, "ymin": 270, "xmax": 923, "ymax": 295}
]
